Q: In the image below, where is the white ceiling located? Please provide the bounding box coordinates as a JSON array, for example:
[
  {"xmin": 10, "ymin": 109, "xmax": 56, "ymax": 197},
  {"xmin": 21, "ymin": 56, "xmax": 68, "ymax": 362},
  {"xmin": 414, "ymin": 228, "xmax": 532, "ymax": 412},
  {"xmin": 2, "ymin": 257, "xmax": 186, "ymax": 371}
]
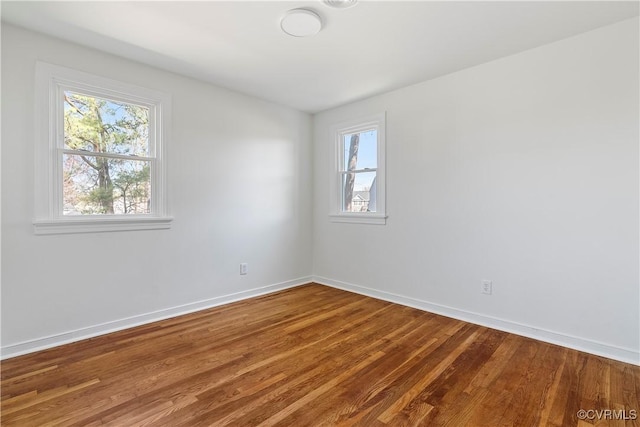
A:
[{"xmin": 2, "ymin": 1, "xmax": 638, "ymax": 113}]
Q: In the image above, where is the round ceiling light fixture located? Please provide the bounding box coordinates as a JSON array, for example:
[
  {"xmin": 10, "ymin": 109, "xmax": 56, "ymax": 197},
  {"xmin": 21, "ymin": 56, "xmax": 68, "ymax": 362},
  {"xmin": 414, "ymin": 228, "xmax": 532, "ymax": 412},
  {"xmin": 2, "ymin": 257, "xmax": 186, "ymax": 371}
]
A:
[
  {"xmin": 280, "ymin": 8, "xmax": 323, "ymax": 37},
  {"xmin": 322, "ymin": 0, "xmax": 358, "ymax": 9}
]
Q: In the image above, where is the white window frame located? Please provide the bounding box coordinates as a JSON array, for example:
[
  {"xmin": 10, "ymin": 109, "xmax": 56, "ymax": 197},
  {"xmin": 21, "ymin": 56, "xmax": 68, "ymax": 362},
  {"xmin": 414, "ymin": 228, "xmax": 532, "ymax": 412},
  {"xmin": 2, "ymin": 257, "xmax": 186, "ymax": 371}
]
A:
[
  {"xmin": 329, "ymin": 112, "xmax": 387, "ymax": 225},
  {"xmin": 34, "ymin": 62, "xmax": 172, "ymax": 235}
]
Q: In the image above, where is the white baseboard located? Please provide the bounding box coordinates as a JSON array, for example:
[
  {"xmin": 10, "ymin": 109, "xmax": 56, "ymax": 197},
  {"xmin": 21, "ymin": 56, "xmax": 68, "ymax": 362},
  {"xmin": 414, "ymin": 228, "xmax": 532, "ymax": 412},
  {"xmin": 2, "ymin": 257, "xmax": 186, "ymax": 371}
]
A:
[
  {"xmin": 313, "ymin": 276, "xmax": 640, "ymax": 366},
  {"xmin": 4, "ymin": 275, "xmax": 638, "ymax": 366},
  {"xmin": 1, "ymin": 276, "xmax": 312, "ymax": 360}
]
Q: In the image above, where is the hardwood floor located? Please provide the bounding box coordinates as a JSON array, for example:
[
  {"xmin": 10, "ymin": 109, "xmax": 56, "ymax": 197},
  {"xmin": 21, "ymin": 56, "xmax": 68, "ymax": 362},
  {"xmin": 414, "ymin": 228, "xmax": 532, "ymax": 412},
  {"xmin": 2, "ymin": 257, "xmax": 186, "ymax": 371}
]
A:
[{"xmin": 1, "ymin": 284, "xmax": 639, "ymax": 426}]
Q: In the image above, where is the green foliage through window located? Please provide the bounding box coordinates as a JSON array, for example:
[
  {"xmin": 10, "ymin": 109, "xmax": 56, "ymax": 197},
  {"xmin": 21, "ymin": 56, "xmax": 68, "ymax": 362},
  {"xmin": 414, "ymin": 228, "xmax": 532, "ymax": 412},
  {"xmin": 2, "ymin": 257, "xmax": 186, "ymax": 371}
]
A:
[{"xmin": 63, "ymin": 92, "xmax": 151, "ymax": 215}]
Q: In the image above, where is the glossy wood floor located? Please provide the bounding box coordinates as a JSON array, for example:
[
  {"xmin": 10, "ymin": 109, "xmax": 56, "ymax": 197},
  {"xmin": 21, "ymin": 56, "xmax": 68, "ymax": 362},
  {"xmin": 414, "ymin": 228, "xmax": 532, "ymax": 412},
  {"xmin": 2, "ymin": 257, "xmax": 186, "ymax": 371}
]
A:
[{"xmin": 2, "ymin": 284, "xmax": 639, "ymax": 426}]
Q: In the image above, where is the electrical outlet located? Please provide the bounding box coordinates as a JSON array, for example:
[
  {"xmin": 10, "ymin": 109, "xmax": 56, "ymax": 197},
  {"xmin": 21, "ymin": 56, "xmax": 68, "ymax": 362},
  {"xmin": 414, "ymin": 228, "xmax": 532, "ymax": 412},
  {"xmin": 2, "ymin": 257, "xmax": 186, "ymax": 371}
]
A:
[
  {"xmin": 240, "ymin": 263, "xmax": 248, "ymax": 275},
  {"xmin": 481, "ymin": 280, "xmax": 492, "ymax": 295}
]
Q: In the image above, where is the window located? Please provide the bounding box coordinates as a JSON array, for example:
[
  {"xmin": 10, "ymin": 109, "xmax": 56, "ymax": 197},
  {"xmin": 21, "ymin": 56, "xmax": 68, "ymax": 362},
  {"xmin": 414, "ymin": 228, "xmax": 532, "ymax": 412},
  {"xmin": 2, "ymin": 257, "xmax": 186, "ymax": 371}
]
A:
[
  {"xmin": 34, "ymin": 62, "xmax": 172, "ymax": 234},
  {"xmin": 330, "ymin": 112, "xmax": 386, "ymax": 224}
]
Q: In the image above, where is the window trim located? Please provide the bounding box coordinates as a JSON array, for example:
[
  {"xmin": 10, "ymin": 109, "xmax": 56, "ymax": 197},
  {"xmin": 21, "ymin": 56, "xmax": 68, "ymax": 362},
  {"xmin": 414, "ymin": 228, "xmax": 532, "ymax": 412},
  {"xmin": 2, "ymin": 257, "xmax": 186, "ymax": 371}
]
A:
[
  {"xmin": 329, "ymin": 112, "xmax": 387, "ymax": 225},
  {"xmin": 34, "ymin": 62, "xmax": 172, "ymax": 234}
]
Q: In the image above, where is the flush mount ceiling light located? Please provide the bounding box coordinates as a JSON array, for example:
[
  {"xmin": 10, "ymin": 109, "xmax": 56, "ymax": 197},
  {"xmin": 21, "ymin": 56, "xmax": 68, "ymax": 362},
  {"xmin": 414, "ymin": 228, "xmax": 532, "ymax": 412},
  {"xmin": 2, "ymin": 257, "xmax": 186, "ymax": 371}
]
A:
[
  {"xmin": 322, "ymin": 0, "xmax": 358, "ymax": 9},
  {"xmin": 281, "ymin": 8, "xmax": 323, "ymax": 37}
]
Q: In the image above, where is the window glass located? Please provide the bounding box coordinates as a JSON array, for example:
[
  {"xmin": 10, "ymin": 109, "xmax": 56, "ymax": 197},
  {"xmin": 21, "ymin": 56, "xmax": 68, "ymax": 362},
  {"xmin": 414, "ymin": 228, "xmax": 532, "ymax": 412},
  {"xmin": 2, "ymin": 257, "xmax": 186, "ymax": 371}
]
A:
[
  {"xmin": 63, "ymin": 154, "xmax": 151, "ymax": 215},
  {"xmin": 63, "ymin": 92, "xmax": 152, "ymax": 215},
  {"xmin": 341, "ymin": 171, "xmax": 376, "ymax": 212},
  {"xmin": 64, "ymin": 91, "xmax": 149, "ymax": 157},
  {"xmin": 342, "ymin": 130, "xmax": 377, "ymax": 170}
]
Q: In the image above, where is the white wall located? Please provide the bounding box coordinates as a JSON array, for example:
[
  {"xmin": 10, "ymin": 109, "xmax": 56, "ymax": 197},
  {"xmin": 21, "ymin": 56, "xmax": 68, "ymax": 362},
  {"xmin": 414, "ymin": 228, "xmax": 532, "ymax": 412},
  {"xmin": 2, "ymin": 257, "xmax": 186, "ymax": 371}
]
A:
[
  {"xmin": 1, "ymin": 24, "xmax": 313, "ymax": 356},
  {"xmin": 2, "ymin": 18, "xmax": 639, "ymax": 365},
  {"xmin": 313, "ymin": 18, "xmax": 639, "ymax": 363}
]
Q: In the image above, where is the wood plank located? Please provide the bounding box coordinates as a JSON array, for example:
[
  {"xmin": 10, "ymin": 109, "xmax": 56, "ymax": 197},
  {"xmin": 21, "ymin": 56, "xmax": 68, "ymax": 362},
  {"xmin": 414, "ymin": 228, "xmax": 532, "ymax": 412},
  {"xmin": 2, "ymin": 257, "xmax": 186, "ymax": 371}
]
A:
[{"xmin": 1, "ymin": 283, "xmax": 639, "ymax": 426}]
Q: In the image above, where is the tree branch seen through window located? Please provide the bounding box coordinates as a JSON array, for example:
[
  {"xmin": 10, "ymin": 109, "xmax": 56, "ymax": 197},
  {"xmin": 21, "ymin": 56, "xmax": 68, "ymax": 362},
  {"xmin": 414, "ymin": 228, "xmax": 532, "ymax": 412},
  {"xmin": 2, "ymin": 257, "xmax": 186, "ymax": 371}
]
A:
[{"xmin": 63, "ymin": 92, "xmax": 151, "ymax": 215}]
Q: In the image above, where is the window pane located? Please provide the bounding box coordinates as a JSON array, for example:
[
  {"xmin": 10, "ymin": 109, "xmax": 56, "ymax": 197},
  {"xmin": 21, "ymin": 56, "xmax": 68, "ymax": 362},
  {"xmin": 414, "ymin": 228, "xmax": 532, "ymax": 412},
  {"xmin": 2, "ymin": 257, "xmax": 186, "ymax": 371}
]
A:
[
  {"xmin": 341, "ymin": 171, "xmax": 376, "ymax": 213},
  {"xmin": 63, "ymin": 154, "xmax": 151, "ymax": 215},
  {"xmin": 64, "ymin": 91, "xmax": 149, "ymax": 157},
  {"xmin": 342, "ymin": 129, "xmax": 377, "ymax": 171}
]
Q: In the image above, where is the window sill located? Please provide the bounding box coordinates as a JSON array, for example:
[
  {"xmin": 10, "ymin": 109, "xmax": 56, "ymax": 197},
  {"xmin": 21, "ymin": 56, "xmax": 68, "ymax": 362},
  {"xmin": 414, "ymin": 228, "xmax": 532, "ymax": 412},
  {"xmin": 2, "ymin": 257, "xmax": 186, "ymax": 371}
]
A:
[
  {"xmin": 329, "ymin": 213, "xmax": 387, "ymax": 225},
  {"xmin": 33, "ymin": 216, "xmax": 173, "ymax": 235}
]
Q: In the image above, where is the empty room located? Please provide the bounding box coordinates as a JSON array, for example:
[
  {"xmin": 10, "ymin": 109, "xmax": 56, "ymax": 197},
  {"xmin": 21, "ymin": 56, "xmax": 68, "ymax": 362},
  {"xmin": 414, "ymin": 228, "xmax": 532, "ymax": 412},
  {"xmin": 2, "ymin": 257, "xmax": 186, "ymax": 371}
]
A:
[{"xmin": 1, "ymin": 1, "xmax": 639, "ymax": 426}]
